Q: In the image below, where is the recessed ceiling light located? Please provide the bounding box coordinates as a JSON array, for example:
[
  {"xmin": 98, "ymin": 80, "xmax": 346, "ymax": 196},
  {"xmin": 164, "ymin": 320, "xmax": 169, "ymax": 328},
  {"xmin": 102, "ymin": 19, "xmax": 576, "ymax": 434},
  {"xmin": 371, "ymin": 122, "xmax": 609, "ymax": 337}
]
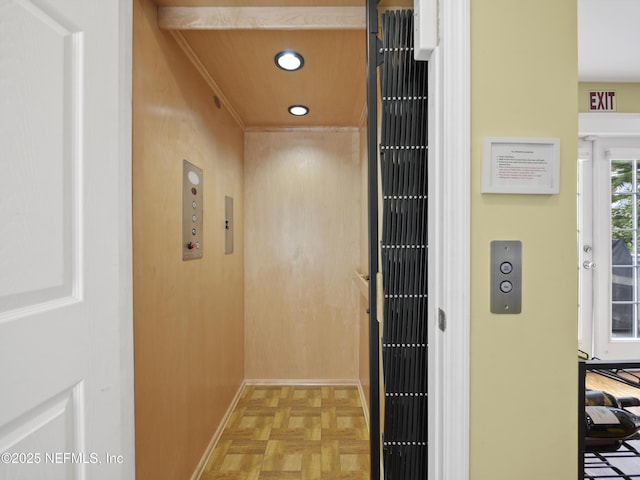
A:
[
  {"xmin": 275, "ymin": 51, "xmax": 304, "ymax": 71},
  {"xmin": 288, "ymin": 105, "xmax": 309, "ymax": 116}
]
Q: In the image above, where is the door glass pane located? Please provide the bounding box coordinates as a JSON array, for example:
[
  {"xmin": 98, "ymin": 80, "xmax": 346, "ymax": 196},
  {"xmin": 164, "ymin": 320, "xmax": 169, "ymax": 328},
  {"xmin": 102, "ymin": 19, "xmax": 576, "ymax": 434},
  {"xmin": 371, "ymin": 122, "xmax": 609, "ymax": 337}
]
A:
[{"xmin": 611, "ymin": 159, "xmax": 639, "ymax": 338}]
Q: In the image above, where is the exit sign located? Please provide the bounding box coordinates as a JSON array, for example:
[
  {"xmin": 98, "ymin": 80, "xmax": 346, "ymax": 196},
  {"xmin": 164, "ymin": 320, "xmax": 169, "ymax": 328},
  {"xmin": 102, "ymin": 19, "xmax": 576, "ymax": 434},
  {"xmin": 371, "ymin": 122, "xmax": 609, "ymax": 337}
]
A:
[{"xmin": 589, "ymin": 90, "xmax": 617, "ymax": 112}]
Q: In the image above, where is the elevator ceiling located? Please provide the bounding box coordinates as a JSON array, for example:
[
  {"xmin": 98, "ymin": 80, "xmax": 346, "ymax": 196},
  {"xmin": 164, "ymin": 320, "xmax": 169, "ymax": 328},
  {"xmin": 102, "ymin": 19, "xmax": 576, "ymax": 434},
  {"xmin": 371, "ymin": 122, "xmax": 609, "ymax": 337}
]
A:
[{"xmin": 153, "ymin": 1, "xmax": 414, "ymax": 128}]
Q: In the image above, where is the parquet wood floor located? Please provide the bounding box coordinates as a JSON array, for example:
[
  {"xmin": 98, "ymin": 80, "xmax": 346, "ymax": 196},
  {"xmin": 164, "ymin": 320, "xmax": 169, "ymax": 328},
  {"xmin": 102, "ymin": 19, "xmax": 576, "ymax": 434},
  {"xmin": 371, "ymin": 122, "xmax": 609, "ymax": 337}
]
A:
[
  {"xmin": 199, "ymin": 385, "xmax": 370, "ymax": 480},
  {"xmin": 586, "ymin": 371, "xmax": 640, "ymax": 415}
]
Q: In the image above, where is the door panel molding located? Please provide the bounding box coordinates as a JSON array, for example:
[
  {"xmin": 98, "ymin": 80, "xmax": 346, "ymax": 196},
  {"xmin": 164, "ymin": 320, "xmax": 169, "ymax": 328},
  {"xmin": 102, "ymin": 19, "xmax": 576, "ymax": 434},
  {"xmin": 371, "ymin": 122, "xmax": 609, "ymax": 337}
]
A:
[
  {"xmin": 0, "ymin": 0, "xmax": 84, "ymax": 316},
  {"xmin": 0, "ymin": 383, "xmax": 82, "ymax": 452}
]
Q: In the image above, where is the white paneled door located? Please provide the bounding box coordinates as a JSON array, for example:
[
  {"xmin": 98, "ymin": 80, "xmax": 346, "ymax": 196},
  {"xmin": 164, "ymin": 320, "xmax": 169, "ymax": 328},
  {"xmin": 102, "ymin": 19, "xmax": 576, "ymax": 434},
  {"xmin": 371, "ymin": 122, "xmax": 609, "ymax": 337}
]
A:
[{"xmin": 0, "ymin": 0, "xmax": 133, "ymax": 479}]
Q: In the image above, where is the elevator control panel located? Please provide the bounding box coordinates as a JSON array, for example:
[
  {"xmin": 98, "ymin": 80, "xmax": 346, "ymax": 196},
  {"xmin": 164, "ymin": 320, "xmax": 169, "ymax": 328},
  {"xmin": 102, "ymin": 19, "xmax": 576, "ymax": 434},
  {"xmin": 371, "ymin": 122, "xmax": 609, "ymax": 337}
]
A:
[
  {"xmin": 490, "ymin": 240, "xmax": 522, "ymax": 314},
  {"xmin": 183, "ymin": 160, "xmax": 203, "ymax": 260}
]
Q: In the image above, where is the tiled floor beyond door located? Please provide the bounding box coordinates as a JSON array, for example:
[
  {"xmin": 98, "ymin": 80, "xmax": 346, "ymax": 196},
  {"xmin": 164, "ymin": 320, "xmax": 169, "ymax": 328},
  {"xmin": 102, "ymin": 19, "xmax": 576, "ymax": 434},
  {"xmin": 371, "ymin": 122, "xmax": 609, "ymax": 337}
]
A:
[{"xmin": 199, "ymin": 384, "xmax": 370, "ymax": 480}]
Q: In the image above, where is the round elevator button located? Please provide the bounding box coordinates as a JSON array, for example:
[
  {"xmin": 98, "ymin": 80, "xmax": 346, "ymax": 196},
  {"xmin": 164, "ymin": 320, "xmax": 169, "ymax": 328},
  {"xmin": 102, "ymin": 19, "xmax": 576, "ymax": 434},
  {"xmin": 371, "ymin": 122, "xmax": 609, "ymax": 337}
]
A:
[
  {"xmin": 499, "ymin": 280, "xmax": 513, "ymax": 293},
  {"xmin": 500, "ymin": 262, "xmax": 513, "ymax": 274}
]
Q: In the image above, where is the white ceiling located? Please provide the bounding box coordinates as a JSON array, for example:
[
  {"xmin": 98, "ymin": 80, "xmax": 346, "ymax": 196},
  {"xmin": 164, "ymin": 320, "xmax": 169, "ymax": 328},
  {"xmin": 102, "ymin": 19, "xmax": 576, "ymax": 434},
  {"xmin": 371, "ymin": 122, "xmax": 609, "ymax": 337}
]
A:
[{"xmin": 578, "ymin": 0, "xmax": 640, "ymax": 82}]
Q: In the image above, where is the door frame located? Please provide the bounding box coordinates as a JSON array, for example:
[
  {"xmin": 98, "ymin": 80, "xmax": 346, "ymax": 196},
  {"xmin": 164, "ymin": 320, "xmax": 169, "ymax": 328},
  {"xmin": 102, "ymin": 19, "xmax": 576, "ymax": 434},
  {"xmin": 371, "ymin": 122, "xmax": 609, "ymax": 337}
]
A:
[
  {"xmin": 96, "ymin": 2, "xmax": 134, "ymax": 475},
  {"xmin": 119, "ymin": 0, "xmax": 469, "ymax": 477},
  {"xmin": 578, "ymin": 113, "xmax": 640, "ymax": 360},
  {"xmin": 118, "ymin": 0, "xmax": 135, "ymax": 477},
  {"xmin": 580, "ymin": 113, "xmax": 640, "ymax": 137},
  {"xmin": 578, "ymin": 139, "xmax": 595, "ymax": 355},
  {"xmin": 428, "ymin": 0, "xmax": 470, "ymax": 479}
]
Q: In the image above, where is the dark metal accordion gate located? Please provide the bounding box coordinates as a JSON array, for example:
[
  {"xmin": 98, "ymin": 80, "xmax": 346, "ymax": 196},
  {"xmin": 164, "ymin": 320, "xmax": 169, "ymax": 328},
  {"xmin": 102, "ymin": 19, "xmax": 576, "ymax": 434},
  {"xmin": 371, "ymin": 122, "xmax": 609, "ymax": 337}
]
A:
[{"xmin": 379, "ymin": 9, "xmax": 429, "ymax": 480}]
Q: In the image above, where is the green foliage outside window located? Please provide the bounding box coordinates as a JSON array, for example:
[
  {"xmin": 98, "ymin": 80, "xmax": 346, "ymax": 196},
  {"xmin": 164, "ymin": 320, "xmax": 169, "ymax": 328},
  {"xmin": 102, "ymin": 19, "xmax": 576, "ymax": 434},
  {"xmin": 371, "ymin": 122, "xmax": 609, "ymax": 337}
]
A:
[{"xmin": 611, "ymin": 160, "xmax": 637, "ymax": 256}]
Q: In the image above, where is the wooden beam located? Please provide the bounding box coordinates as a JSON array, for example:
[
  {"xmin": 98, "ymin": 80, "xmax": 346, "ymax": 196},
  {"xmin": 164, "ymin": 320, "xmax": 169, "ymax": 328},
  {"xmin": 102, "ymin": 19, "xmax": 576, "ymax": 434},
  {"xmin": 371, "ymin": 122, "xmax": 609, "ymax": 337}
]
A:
[{"xmin": 158, "ymin": 6, "xmax": 366, "ymax": 31}]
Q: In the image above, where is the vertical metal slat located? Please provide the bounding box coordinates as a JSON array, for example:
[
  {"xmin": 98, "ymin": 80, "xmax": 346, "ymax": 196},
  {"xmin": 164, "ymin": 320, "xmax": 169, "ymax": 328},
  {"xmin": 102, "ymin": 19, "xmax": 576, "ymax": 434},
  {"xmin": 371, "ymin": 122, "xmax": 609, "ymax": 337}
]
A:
[{"xmin": 380, "ymin": 9, "xmax": 429, "ymax": 480}]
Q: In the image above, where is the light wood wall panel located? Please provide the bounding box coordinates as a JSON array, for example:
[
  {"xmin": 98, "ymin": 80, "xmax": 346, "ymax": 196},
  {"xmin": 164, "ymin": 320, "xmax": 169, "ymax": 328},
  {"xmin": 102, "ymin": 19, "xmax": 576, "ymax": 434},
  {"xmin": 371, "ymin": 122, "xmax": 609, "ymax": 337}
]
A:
[
  {"xmin": 133, "ymin": 0, "xmax": 244, "ymax": 478},
  {"xmin": 244, "ymin": 130, "xmax": 361, "ymax": 381},
  {"xmin": 358, "ymin": 125, "xmax": 370, "ymax": 409}
]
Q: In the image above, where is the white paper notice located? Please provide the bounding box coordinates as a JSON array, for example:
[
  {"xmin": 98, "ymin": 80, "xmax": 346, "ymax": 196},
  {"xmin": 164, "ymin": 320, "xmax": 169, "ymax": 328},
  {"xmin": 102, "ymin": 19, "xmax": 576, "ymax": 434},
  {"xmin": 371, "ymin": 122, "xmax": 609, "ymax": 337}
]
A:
[
  {"xmin": 491, "ymin": 143, "xmax": 554, "ymax": 188},
  {"xmin": 482, "ymin": 138, "xmax": 560, "ymax": 194}
]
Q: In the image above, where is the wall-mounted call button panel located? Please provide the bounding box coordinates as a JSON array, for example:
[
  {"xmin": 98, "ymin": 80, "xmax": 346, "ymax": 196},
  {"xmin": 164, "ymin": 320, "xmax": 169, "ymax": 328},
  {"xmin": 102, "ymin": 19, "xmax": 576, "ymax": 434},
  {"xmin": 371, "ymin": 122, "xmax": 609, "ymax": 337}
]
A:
[
  {"xmin": 183, "ymin": 160, "xmax": 203, "ymax": 260},
  {"xmin": 490, "ymin": 240, "xmax": 522, "ymax": 314}
]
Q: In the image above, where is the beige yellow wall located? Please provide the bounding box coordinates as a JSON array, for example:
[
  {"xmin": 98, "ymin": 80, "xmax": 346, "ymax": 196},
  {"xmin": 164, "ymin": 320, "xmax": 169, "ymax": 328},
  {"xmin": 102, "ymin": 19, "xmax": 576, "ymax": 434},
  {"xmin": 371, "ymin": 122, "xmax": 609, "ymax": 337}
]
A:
[
  {"xmin": 579, "ymin": 82, "xmax": 640, "ymax": 112},
  {"xmin": 471, "ymin": 1, "xmax": 577, "ymax": 479},
  {"xmin": 132, "ymin": 0, "xmax": 245, "ymax": 478},
  {"xmin": 244, "ymin": 129, "xmax": 361, "ymax": 381}
]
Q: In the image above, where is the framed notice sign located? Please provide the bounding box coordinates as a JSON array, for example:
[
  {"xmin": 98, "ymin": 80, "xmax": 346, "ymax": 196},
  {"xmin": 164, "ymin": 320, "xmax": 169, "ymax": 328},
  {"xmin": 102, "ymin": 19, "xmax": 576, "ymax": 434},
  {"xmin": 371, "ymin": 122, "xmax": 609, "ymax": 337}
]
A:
[{"xmin": 481, "ymin": 137, "xmax": 560, "ymax": 194}]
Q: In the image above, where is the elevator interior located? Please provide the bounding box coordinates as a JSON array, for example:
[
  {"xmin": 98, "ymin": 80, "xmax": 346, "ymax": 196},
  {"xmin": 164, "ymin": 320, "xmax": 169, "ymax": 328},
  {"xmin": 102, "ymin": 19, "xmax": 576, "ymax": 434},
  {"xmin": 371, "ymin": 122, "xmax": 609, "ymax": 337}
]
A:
[{"xmin": 132, "ymin": 1, "xmax": 410, "ymax": 478}]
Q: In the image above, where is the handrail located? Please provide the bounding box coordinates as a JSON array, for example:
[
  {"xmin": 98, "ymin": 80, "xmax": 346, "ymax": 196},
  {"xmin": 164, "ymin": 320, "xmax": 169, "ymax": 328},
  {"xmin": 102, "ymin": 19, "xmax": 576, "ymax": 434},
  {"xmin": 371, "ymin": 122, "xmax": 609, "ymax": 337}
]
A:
[{"xmin": 354, "ymin": 272, "xmax": 369, "ymax": 299}]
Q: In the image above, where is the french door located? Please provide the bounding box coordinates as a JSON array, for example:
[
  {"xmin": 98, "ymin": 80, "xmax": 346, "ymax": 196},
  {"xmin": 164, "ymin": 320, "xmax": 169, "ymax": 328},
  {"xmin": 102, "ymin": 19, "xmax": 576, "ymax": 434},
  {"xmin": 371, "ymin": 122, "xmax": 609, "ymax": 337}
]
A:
[{"xmin": 579, "ymin": 130, "xmax": 640, "ymax": 360}]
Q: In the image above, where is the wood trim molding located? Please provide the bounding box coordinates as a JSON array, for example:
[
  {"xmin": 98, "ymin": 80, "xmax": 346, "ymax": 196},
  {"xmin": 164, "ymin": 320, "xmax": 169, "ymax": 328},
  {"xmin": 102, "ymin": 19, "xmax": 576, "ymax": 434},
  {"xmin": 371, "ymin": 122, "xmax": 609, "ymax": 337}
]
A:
[
  {"xmin": 158, "ymin": 6, "xmax": 366, "ymax": 31},
  {"xmin": 169, "ymin": 31, "xmax": 245, "ymax": 130},
  {"xmin": 356, "ymin": 380, "xmax": 370, "ymax": 433},
  {"xmin": 354, "ymin": 271, "xmax": 369, "ymax": 299},
  {"xmin": 190, "ymin": 381, "xmax": 247, "ymax": 480},
  {"xmin": 244, "ymin": 126, "xmax": 359, "ymax": 133},
  {"xmin": 244, "ymin": 379, "xmax": 361, "ymax": 386},
  {"xmin": 358, "ymin": 102, "xmax": 367, "ymax": 129}
]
